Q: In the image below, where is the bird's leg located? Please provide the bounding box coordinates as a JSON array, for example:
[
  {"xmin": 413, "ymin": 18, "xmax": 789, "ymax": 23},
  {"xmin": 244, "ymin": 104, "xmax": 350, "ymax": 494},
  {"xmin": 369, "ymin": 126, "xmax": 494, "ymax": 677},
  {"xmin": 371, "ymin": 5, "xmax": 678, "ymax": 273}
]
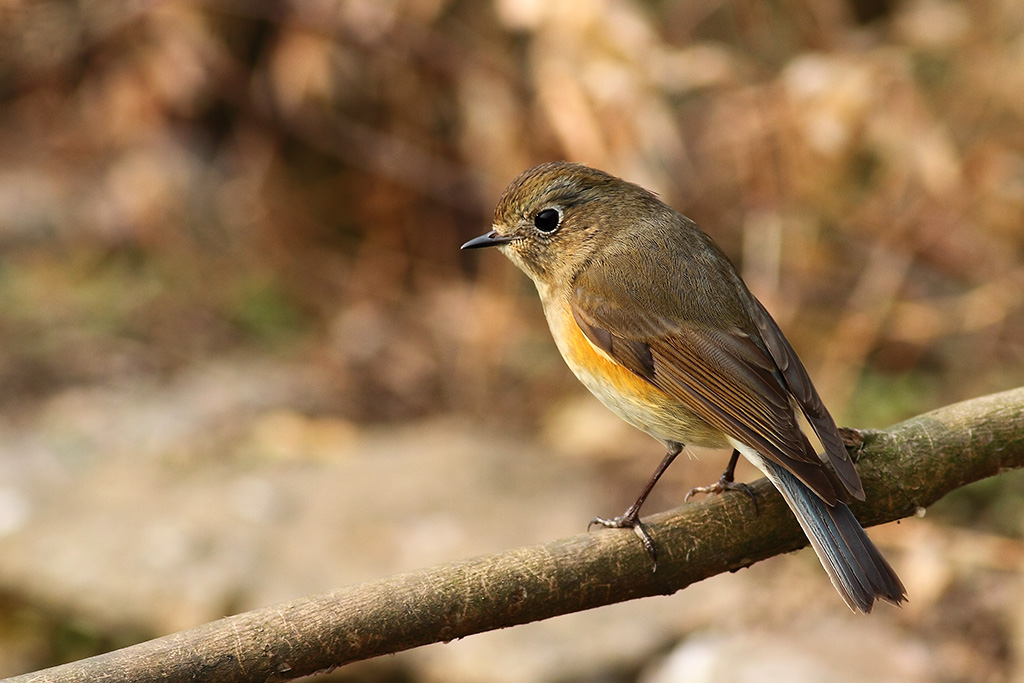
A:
[
  {"xmin": 684, "ymin": 449, "xmax": 758, "ymax": 512},
  {"xmin": 590, "ymin": 442, "xmax": 683, "ymax": 570}
]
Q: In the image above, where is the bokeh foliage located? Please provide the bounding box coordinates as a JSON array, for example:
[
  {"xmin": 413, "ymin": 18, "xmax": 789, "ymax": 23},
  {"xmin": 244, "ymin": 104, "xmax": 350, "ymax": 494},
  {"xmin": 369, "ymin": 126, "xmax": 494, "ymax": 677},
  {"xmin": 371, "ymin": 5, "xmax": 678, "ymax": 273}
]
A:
[{"xmin": 1, "ymin": 0, "xmax": 1022, "ymax": 495}]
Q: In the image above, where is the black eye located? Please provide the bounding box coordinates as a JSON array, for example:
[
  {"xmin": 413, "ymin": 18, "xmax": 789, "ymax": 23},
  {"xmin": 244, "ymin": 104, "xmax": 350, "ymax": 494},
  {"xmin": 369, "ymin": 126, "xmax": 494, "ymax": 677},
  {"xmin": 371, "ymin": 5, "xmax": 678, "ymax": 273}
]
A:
[{"xmin": 534, "ymin": 208, "xmax": 560, "ymax": 233}]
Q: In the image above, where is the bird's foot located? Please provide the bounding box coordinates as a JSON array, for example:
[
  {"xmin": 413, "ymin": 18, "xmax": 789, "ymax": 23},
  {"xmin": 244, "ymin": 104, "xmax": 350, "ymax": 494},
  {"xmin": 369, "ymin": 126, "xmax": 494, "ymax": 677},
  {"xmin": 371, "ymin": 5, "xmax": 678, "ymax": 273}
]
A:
[
  {"xmin": 589, "ymin": 511, "xmax": 658, "ymax": 571},
  {"xmin": 684, "ymin": 475, "xmax": 759, "ymax": 513}
]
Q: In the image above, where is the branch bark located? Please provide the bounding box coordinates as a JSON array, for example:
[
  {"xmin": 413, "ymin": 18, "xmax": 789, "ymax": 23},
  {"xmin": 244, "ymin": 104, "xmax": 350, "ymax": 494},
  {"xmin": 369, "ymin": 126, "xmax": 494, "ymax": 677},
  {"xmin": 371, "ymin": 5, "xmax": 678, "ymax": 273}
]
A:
[{"xmin": 6, "ymin": 387, "xmax": 1024, "ymax": 683}]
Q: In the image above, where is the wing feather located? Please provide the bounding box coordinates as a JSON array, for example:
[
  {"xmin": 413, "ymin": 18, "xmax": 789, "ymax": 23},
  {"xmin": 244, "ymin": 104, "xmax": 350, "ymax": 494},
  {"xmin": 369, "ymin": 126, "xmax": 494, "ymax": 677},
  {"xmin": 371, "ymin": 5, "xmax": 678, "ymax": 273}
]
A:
[
  {"xmin": 570, "ymin": 257, "xmax": 857, "ymax": 505},
  {"xmin": 747, "ymin": 299, "xmax": 864, "ymax": 499}
]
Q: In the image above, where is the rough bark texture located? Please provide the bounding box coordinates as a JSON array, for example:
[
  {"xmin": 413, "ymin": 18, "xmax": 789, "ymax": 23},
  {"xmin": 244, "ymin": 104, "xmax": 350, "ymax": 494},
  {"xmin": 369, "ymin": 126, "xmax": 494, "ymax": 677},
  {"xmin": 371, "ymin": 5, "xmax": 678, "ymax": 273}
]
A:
[{"xmin": 6, "ymin": 387, "xmax": 1024, "ymax": 683}]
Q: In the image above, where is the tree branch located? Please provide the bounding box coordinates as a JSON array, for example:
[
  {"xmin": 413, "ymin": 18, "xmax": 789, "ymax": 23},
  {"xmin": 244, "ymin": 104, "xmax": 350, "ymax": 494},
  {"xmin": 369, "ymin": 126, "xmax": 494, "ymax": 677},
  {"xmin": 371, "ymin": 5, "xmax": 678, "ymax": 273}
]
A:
[{"xmin": 6, "ymin": 388, "xmax": 1024, "ymax": 683}]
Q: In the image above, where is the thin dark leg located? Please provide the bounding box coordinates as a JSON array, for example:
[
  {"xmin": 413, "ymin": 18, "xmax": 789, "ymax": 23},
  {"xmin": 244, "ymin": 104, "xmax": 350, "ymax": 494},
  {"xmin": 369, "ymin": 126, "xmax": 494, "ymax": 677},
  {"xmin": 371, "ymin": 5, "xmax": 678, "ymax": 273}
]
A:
[
  {"xmin": 684, "ymin": 449, "xmax": 758, "ymax": 512},
  {"xmin": 589, "ymin": 442, "xmax": 683, "ymax": 570}
]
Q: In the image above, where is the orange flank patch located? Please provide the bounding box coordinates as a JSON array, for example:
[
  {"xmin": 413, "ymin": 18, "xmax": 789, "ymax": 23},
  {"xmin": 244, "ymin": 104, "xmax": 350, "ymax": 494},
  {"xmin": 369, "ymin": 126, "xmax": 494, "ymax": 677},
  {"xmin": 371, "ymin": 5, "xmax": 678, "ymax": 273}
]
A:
[
  {"xmin": 543, "ymin": 295, "xmax": 728, "ymax": 448},
  {"xmin": 555, "ymin": 306, "xmax": 665, "ymax": 404}
]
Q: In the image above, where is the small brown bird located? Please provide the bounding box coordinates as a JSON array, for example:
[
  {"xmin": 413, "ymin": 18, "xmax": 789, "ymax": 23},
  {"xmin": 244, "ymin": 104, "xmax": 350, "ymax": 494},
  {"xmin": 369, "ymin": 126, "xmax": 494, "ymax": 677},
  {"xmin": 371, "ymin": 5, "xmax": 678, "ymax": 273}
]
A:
[{"xmin": 462, "ymin": 161, "xmax": 906, "ymax": 612}]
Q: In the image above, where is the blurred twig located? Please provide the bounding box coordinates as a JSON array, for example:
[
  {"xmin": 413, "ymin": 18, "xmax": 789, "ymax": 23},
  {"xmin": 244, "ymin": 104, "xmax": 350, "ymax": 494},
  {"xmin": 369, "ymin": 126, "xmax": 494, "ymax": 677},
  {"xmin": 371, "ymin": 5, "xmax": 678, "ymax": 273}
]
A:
[{"xmin": 6, "ymin": 387, "xmax": 1024, "ymax": 683}]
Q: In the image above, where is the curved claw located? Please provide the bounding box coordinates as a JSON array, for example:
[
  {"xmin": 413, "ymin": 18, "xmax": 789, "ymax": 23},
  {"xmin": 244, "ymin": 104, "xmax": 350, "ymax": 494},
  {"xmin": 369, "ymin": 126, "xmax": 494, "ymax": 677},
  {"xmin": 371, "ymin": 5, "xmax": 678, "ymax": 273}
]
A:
[
  {"xmin": 685, "ymin": 477, "xmax": 759, "ymax": 514},
  {"xmin": 589, "ymin": 513, "xmax": 659, "ymax": 571}
]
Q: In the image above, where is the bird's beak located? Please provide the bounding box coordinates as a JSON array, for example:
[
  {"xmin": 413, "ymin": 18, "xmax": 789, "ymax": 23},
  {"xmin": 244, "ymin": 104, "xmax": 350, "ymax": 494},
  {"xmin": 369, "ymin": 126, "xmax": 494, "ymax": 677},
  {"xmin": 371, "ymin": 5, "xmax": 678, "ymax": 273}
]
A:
[{"xmin": 461, "ymin": 231, "xmax": 515, "ymax": 250}]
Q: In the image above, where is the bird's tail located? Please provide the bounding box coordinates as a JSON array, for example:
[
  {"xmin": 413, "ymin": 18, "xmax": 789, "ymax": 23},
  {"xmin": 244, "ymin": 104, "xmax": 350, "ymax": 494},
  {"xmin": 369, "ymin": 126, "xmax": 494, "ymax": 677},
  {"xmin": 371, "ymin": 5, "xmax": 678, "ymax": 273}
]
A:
[{"xmin": 750, "ymin": 451, "xmax": 906, "ymax": 612}]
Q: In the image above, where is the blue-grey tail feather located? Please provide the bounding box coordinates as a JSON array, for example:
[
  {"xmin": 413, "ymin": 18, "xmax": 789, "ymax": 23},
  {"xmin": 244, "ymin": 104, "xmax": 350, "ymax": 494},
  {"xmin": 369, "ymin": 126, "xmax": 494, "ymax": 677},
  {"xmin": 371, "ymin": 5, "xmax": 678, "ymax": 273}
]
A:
[{"xmin": 759, "ymin": 457, "xmax": 906, "ymax": 612}]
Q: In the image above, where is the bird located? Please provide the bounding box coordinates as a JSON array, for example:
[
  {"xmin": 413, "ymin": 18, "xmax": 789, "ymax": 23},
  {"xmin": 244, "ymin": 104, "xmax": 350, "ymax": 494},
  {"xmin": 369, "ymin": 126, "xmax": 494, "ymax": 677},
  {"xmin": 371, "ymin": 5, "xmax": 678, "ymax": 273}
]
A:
[{"xmin": 462, "ymin": 161, "xmax": 906, "ymax": 612}]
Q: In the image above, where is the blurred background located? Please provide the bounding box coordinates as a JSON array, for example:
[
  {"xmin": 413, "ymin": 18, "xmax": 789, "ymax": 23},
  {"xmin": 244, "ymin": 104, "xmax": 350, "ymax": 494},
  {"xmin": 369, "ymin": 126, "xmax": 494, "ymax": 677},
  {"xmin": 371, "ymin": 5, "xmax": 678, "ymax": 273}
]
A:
[{"xmin": 1, "ymin": 0, "xmax": 1023, "ymax": 680}]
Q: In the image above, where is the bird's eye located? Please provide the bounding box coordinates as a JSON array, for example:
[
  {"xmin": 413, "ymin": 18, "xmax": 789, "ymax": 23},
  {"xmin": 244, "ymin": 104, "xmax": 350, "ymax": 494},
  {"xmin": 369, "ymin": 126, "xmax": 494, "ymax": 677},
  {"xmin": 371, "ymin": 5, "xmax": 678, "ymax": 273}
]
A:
[{"xmin": 534, "ymin": 208, "xmax": 560, "ymax": 233}]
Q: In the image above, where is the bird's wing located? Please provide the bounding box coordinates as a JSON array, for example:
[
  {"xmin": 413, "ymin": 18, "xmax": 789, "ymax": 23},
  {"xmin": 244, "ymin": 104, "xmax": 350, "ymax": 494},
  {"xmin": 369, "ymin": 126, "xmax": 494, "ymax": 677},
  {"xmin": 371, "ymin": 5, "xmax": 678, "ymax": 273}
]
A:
[
  {"xmin": 746, "ymin": 297, "xmax": 864, "ymax": 499},
  {"xmin": 570, "ymin": 260, "xmax": 856, "ymax": 505}
]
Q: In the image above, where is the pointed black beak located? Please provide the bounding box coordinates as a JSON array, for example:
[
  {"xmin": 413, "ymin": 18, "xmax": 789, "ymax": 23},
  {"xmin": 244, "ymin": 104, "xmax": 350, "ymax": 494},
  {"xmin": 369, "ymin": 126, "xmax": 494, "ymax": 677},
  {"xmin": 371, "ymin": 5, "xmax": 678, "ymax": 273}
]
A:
[{"xmin": 461, "ymin": 231, "xmax": 515, "ymax": 250}]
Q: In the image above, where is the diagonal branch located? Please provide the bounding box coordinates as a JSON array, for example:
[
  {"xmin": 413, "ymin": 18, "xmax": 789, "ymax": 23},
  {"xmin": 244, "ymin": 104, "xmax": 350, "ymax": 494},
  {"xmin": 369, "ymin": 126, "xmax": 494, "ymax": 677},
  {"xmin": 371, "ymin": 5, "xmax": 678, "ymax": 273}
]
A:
[{"xmin": 6, "ymin": 387, "xmax": 1024, "ymax": 683}]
